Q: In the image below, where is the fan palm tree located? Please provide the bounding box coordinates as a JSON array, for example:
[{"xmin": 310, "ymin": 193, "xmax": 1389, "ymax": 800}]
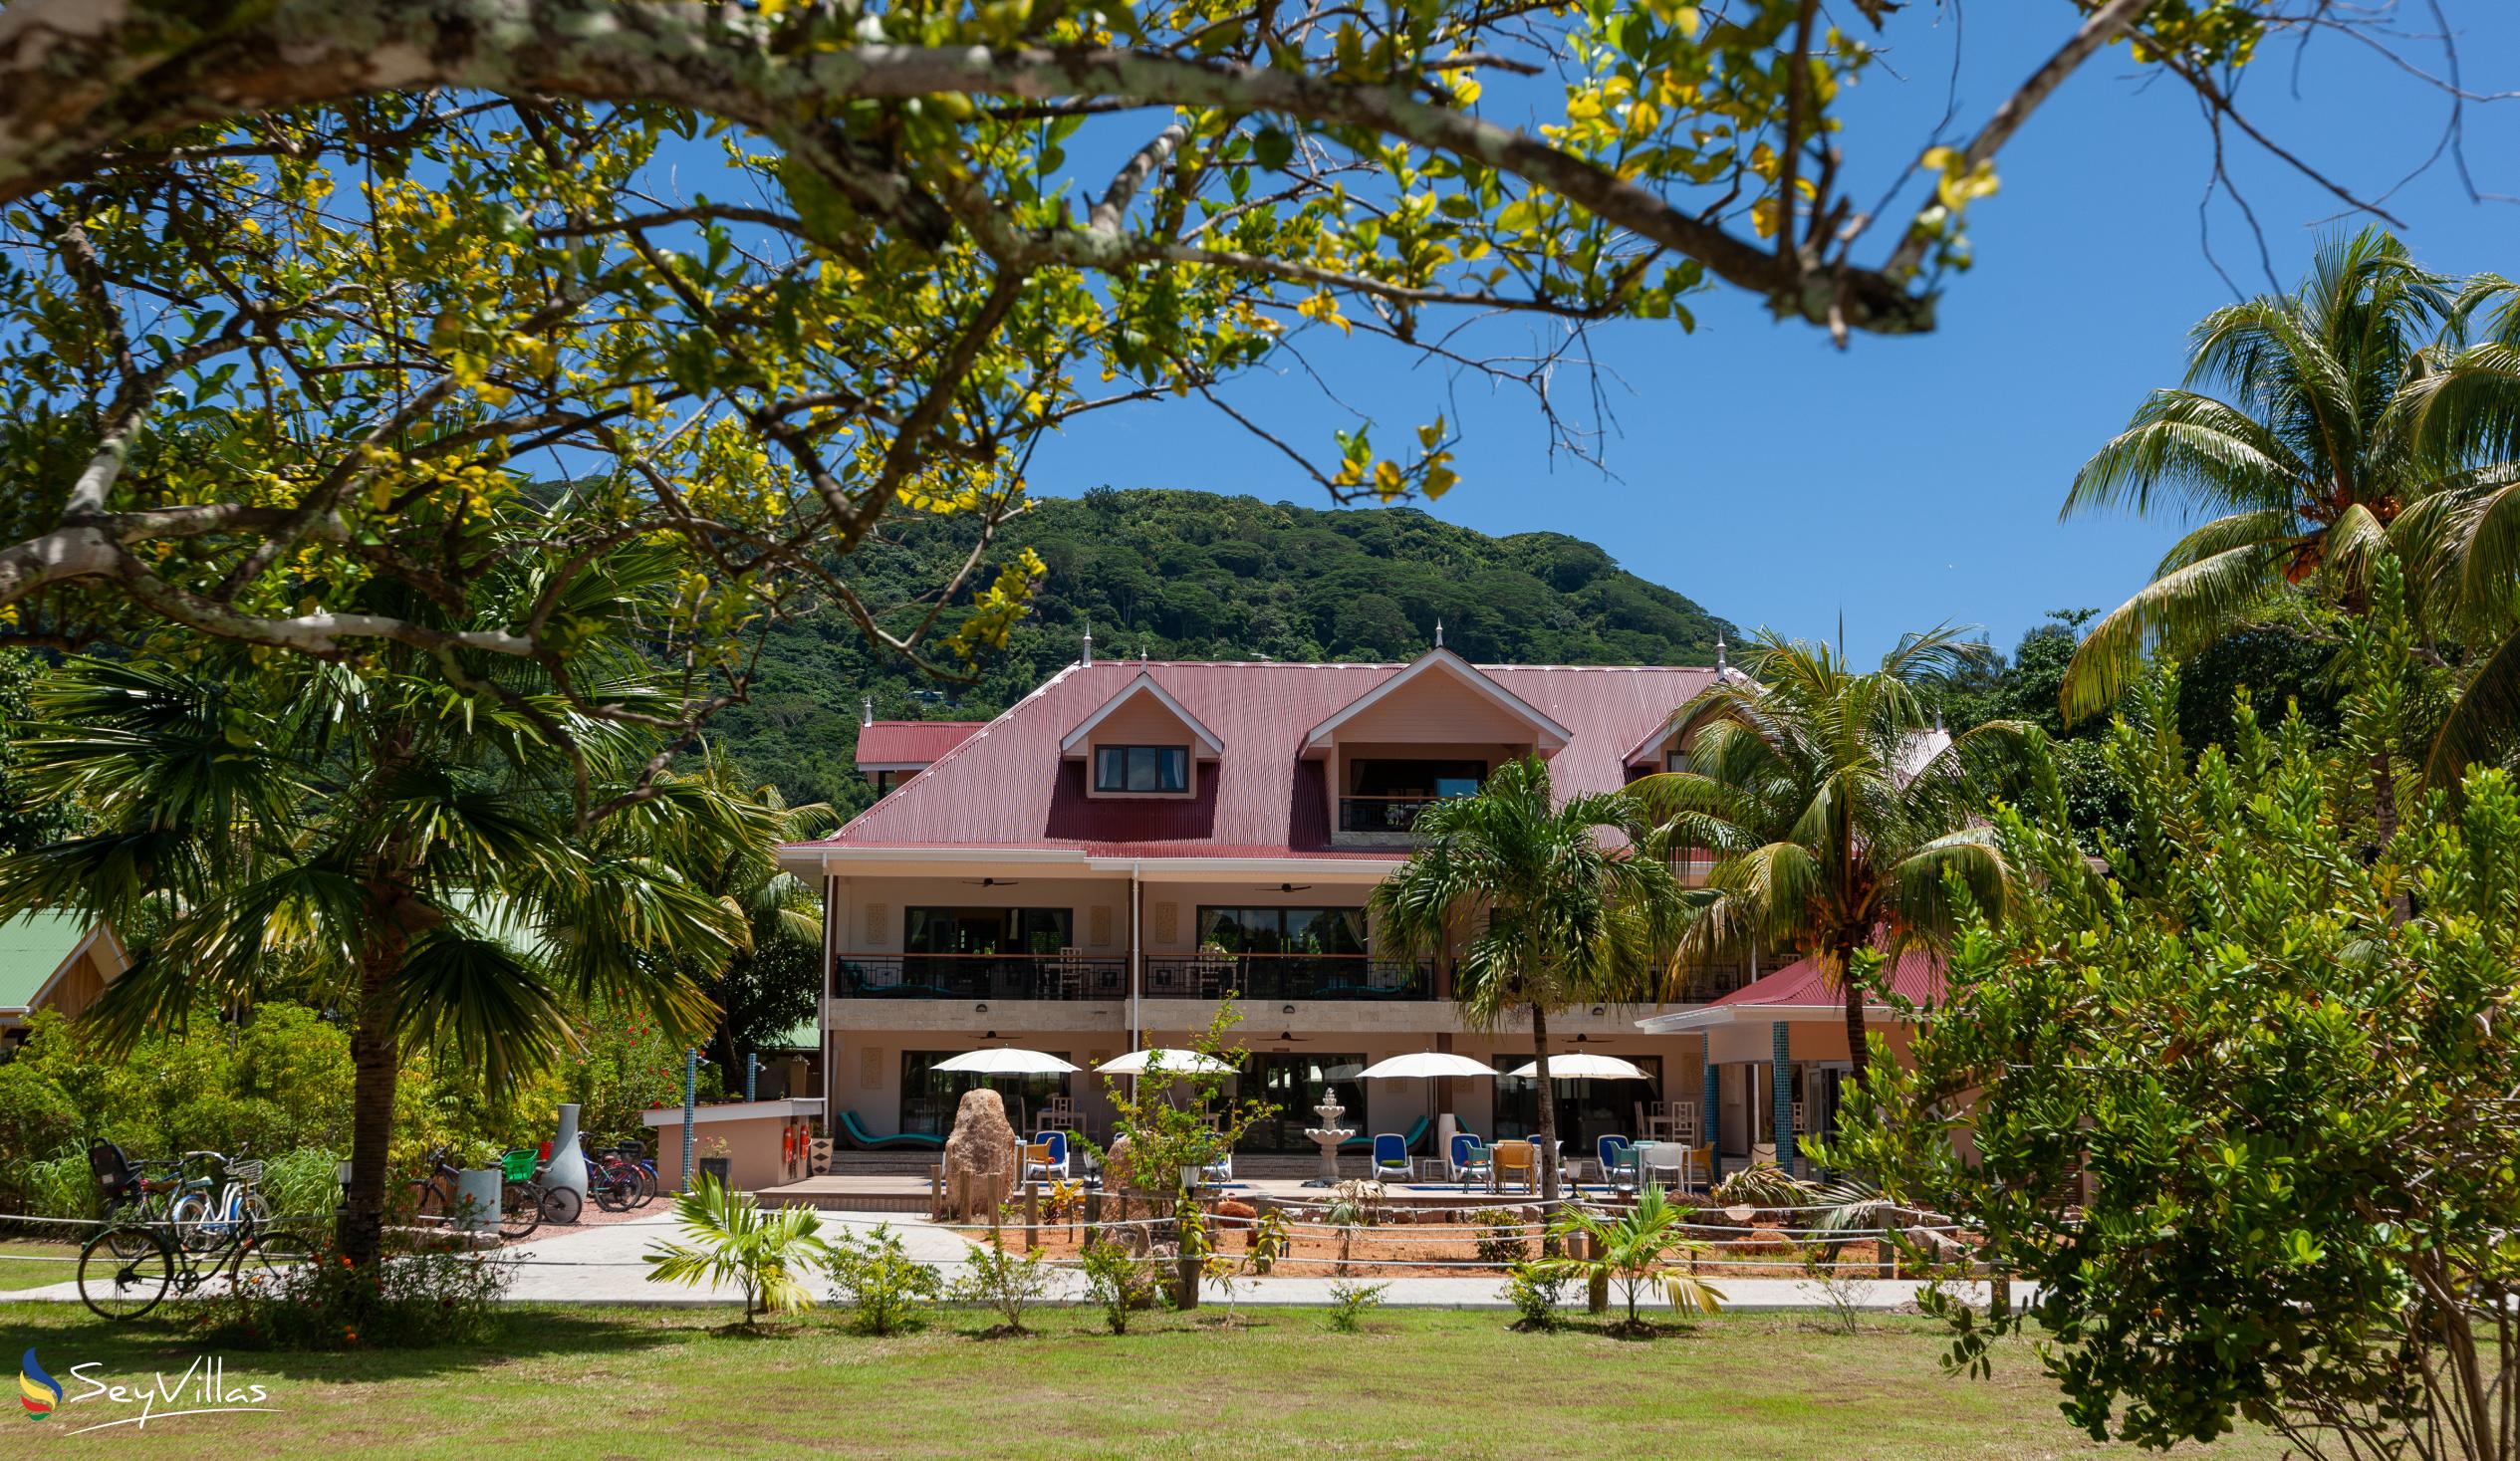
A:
[
  {"xmin": 1371, "ymin": 756, "xmax": 1682, "ymax": 1201},
  {"xmin": 643, "ymin": 1174, "xmax": 830, "ymax": 1324},
  {"xmin": 0, "ymin": 647, "xmax": 770, "ymax": 1266},
  {"xmin": 2058, "ymin": 227, "xmax": 2456, "ymax": 724},
  {"xmin": 1631, "ymin": 628, "xmax": 2024, "ymax": 1091}
]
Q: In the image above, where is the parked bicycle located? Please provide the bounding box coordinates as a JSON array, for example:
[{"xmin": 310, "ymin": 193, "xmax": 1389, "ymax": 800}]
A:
[
  {"xmin": 166, "ymin": 1149, "xmax": 269, "ymax": 1253},
  {"xmin": 79, "ymin": 1144, "xmax": 309, "ymax": 1321}
]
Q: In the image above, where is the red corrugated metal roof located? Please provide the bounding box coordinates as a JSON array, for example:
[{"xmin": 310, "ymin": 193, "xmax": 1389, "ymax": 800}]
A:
[
  {"xmin": 807, "ymin": 658, "xmax": 1718, "ymax": 858},
  {"xmin": 1704, "ymin": 947, "xmax": 1945, "ymax": 1011},
  {"xmin": 855, "ymin": 721, "xmax": 986, "ymax": 768}
]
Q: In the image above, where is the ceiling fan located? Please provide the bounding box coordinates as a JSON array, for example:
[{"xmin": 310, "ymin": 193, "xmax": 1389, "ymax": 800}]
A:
[
  {"xmin": 958, "ymin": 877, "xmax": 1022, "ymax": 887},
  {"xmin": 1253, "ymin": 882, "xmax": 1313, "ymax": 892}
]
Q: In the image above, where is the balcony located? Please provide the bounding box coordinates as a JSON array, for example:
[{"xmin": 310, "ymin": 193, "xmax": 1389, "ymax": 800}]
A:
[
  {"xmin": 1142, "ymin": 953, "xmax": 1433, "ymax": 1001},
  {"xmin": 1335, "ymin": 795, "xmax": 1440, "ymax": 847},
  {"xmin": 834, "ymin": 953, "xmax": 1126, "ymax": 1001},
  {"xmin": 1670, "ymin": 962, "xmax": 1754, "ymax": 1004}
]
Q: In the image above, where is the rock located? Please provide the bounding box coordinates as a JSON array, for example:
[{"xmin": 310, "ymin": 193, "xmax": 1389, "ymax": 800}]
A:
[
  {"xmin": 1214, "ymin": 1198, "xmax": 1258, "ymax": 1232},
  {"xmin": 937, "ymin": 1088, "xmax": 1019, "ymax": 1222}
]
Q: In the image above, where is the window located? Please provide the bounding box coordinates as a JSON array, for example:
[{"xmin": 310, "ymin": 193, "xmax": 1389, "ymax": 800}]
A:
[
  {"xmin": 1095, "ymin": 744, "xmax": 1188, "ymax": 793},
  {"xmin": 1195, "ymin": 907, "xmax": 1367, "ymax": 956},
  {"xmin": 900, "ymin": 1050, "xmax": 1073, "ymax": 1136},
  {"xmin": 903, "ymin": 907, "xmax": 1072, "ymax": 956}
]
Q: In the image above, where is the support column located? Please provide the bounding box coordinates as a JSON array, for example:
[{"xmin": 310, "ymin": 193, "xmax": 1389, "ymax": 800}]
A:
[
  {"xmin": 1771, "ymin": 1021, "xmax": 1795, "ymax": 1176},
  {"xmin": 1700, "ymin": 1040, "xmax": 1721, "ymax": 1184}
]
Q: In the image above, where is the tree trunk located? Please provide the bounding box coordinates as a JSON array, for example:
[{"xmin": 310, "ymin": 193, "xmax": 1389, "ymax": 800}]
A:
[
  {"xmin": 1838, "ymin": 940, "xmax": 1871, "ymax": 1094},
  {"xmin": 1531, "ymin": 1002, "xmax": 1560, "ymax": 1202},
  {"xmin": 338, "ymin": 917, "xmax": 409, "ymax": 1267}
]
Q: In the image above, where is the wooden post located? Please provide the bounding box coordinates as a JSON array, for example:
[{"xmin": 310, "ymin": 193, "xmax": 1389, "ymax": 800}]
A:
[
  {"xmin": 988, "ymin": 1173, "xmax": 1003, "ymax": 1249},
  {"xmin": 1024, "ymin": 1180, "xmax": 1040, "ymax": 1252},
  {"xmin": 1084, "ymin": 1187, "xmax": 1104, "ymax": 1252}
]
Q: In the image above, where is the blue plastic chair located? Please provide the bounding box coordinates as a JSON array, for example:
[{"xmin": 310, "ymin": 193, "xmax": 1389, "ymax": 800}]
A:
[
  {"xmin": 1597, "ymin": 1134, "xmax": 1638, "ymax": 1192},
  {"xmin": 1024, "ymin": 1130, "xmax": 1070, "ymax": 1181},
  {"xmin": 1371, "ymin": 1132, "xmax": 1410, "ymax": 1181},
  {"xmin": 1448, "ymin": 1132, "xmax": 1490, "ymax": 1187}
]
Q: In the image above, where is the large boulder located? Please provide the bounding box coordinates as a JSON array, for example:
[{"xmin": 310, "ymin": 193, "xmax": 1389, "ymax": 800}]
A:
[{"xmin": 937, "ymin": 1088, "xmax": 1019, "ymax": 1222}]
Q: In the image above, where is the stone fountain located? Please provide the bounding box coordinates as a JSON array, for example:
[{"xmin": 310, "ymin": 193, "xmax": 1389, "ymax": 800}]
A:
[{"xmin": 1302, "ymin": 1099, "xmax": 1354, "ymax": 1188}]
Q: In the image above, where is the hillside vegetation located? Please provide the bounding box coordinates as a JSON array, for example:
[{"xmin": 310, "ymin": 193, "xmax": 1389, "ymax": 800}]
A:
[{"xmin": 714, "ymin": 489, "xmax": 1734, "ymax": 812}]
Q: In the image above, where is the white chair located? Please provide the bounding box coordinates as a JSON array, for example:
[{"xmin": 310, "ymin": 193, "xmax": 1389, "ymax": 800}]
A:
[{"xmin": 1640, "ymin": 1142, "xmax": 1690, "ymax": 1191}]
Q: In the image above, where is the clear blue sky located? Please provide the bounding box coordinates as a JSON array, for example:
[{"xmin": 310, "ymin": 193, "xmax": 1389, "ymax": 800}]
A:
[{"xmin": 1026, "ymin": 6, "xmax": 2520, "ymax": 660}]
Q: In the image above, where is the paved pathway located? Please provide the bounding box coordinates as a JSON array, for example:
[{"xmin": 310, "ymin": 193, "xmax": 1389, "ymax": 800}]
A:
[{"xmin": 13, "ymin": 1212, "xmax": 1997, "ymax": 1313}]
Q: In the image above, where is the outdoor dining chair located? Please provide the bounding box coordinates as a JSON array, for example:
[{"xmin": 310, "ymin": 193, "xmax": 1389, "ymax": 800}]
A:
[
  {"xmin": 1492, "ymin": 1139, "xmax": 1537, "ymax": 1194},
  {"xmin": 1024, "ymin": 1130, "xmax": 1071, "ymax": 1182},
  {"xmin": 1447, "ymin": 1132, "xmax": 1490, "ymax": 1188},
  {"xmin": 1640, "ymin": 1141, "xmax": 1691, "ymax": 1191},
  {"xmin": 1371, "ymin": 1132, "xmax": 1411, "ymax": 1182},
  {"xmin": 1597, "ymin": 1134, "xmax": 1638, "ymax": 1193}
]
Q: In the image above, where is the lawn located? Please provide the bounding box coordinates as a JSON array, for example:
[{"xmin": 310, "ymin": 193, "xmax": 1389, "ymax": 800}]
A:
[
  {"xmin": 0, "ymin": 1302, "xmax": 2287, "ymax": 1459},
  {"xmin": 0, "ymin": 1238, "xmax": 83, "ymax": 1292}
]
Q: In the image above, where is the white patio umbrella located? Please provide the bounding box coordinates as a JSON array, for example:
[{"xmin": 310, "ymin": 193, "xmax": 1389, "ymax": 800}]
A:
[
  {"xmin": 1502, "ymin": 1053, "xmax": 1651, "ymax": 1082},
  {"xmin": 1356, "ymin": 1052, "xmax": 1497, "ymax": 1081},
  {"xmin": 1094, "ymin": 1047, "xmax": 1237, "ymax": 1076},
  {"xmin": 933, "ymin": 1047, "xmax": 1081, "ymax": 1076}
]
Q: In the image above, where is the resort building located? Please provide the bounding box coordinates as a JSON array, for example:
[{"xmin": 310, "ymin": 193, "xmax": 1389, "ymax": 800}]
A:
[
  {"xmin": 0, "ymin": 911, "xmax": 129, "ymax": 1048},
  {"xmin": 779, "ymin": 645, "xmax": 1906, "ymax": 1174}
]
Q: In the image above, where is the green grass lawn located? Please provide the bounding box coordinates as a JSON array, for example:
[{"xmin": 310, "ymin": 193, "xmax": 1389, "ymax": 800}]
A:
[
  {"xmin": 0, "ymin": 1238, "xmax": 82, "ymax": 1292},
  {"xmin": 0, "ymin": 1302, "xmax": 2286, "ymax": 1459}
]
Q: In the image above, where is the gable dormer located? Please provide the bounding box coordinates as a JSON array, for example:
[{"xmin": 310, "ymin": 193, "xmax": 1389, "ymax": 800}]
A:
[
  {"xmin": 1303, "ymin": 649, "xmax": 1570, "ymax": 845},
  {"xmin": 1059, "ymin": 671, "xmax": 1224, "ymax": 799}
]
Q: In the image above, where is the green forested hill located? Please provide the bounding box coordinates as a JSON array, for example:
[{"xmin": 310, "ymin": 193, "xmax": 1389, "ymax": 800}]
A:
[{"xmin": 713, "ymin": 488, "xmax": 1736, "ymax": 813}]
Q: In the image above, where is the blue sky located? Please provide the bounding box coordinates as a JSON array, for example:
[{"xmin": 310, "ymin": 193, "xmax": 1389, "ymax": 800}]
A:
[{"xmin": 1026, "ymin": 6, "xmax": 2520, "ymax": 660}]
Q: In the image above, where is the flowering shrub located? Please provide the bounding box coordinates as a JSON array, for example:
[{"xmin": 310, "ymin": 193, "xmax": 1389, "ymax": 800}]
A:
[{"xmin": 188, "ymin": 1234, "xmax": 513, "ymax": 1350}]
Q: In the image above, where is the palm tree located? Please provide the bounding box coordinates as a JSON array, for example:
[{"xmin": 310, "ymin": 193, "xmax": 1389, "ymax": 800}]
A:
[
  {"xmin": 2058, "ymin": 227, "xmax": 2455, "ymax": 724},
  {"xmin": 0, "ymin": 650, "xmax": 769, "ymax": 1266},
  {"xmin": 1371, "ymin": 756, "xmax": 1682, "ymax": 1201},
  {"xmin": 643, "ymin": 1174, "xmax": 830, "ymax": 1325},
  {"xmin": 1632, "ymin": 628, "xmax": 2022, "ymax": 1092},
  {"xmin": 653, "ymin": 755, "xmax": 836, "ymax": 1077}
]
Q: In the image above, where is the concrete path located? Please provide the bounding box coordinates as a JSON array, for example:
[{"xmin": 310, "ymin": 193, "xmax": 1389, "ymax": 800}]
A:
[{"xmin": 14, "ymin": 1212, "xmax": 1996, "ymax": 1312}]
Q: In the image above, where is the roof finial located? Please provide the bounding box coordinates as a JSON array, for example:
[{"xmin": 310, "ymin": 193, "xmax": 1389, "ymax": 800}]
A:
[
  {"xmin": 862, "ymin": 695, "xmax": 873, "ymax": 728},
  {"xmin": 1433, "ymin": 617, "xmax": 1444, "ymax": 650},
  {"xmin": 1139, "ymin": 645, "xmax": 1147, "ymax": 662},
  {"xmin": 1714, "ymin": 633, "xmax": 1726, "ymax": 674},
  {"xmin": 1082, "ymin": 619, "xmax": 1094, "ymax": 667}
]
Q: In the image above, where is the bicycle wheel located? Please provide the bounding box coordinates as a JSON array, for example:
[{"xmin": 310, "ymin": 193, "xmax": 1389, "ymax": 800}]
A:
[
  {"xmin": 104, "ymin": 1205, "xmax": 156, "ymax": 1259},
  {"xmin": 166, "ymin": 1190, "xmax": 215, "ymax": 1252},
  {"xmin": 498, "ymin": 1180, "xmax": 542, "ymax": 1241},
  {"xmin": 589, "ymin": 1165, "xmax": 630, "ymax": 1213},
  {"xmin": 539, "ymin": 1183, "xmax": 582, "ymax": 1226},
  {"xmin": 79, "ymin": 1226, "xmax": 173, "ymax": 1321},
  {"xmin": 630, "ymin": 1163, "xmax": 657, "ymax": 1209}
]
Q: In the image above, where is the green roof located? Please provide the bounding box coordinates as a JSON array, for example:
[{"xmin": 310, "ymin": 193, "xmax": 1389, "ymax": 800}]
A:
[
  {"xmin": 0, "ymin": 912, "xmax": 94, "ymax": 1011},
  {"xmin": 764, "ymin": 1021, "xmax": 819, "ymax": 1051}
]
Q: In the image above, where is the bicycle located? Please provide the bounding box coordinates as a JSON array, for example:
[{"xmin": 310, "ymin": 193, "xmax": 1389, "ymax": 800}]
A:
[
  {"xmin": 77, "ymin": 1208, "xmax": 312, "ymax": 1321},
  {"xmin": 165, "ymin": 1150, "xmax": 269, "ymax": 1253},
  {"xmin": 583, "ymin": 1142, "xmax": 644, "ymax": 1213},
  {"xmin": 88, "ymin": 1142, "xmax": 186, "ymax": 1259}
]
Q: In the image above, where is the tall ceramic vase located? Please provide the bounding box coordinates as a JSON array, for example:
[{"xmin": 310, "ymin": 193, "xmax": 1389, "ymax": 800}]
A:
[{"xmin": 544, "ymin": 1103, "xmax": 589, "ymax": 1201}]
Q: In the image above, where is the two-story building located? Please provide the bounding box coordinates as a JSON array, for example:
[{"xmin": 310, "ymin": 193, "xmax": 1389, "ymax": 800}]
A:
[{"xmin": 781, "ymin": 645, "xmax": 1814, "ymax": 1166}]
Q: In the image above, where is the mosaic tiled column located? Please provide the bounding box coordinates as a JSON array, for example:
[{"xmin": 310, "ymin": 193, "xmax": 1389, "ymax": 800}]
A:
[
  {"xmin": 1771, "ymin": 1021, "xmax": 1795, "ymax": 1176},
  {"xmin": 1700, "ymin": 1035, "xmax": 1721, "ymax": 1184}
]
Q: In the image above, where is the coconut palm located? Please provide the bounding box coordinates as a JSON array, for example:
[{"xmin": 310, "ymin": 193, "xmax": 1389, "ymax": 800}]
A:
[
  {"xmin": 1632, "ymin": 628, "xmax": 2024, "ymax": 1091},
  {"xmin": 2058, "ymin": 227, "xmax": 2455, "ymax": 724},
  {"xmin": 0, "ymin": 646, "xmax": 769, "ymax": 1266},
  {"xmin": 1371, "ymin": 756, "xmax": 1682, "ymax": 1201}
]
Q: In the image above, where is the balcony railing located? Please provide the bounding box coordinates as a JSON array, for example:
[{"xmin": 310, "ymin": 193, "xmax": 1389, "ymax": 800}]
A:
[
  {"xmin": 834, "ymin": 953, "xmax": 1126, "ymax": 1001},
  {"xmin": 1142, "ymin": 953, "xmax": 1433, "ymax": 1001},
  {"xmin": 1338, "ymin": 795, "xmax": 1441, "ymax": 835},
  {"xmin": 1670, "ymin": 962, "xmax": 1754, "ymax": 1004}
]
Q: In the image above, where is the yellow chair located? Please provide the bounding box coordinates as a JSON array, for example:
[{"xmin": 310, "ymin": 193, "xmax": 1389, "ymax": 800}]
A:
[{"xmin": 1491, "ymin": 1139, "xmax": 1537, "ymax": 1194}]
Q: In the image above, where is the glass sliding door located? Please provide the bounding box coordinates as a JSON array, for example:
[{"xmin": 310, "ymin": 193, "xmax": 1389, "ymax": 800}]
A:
[
  {"xmin": 1233, "ymin": 1053, "xmax": 1366, "ymax": 1151},
  {"xmin": 900, "ymin": 1050, "xmax": 1075, "ymax": 1138},
  {"xmin": 1491, "ymin": 1055, "xmax": 1662, "ymax": 1150}
]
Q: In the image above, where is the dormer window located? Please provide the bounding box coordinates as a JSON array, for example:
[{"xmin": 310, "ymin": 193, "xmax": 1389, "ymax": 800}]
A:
[{"xmin": 1095, "ymin": 744, "xmax": 1188, "ymax": 794}]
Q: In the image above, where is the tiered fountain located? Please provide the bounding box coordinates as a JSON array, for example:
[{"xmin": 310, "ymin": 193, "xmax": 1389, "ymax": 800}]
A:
[{"xmin": 1302, "ymin": 1099, "xmax": 1355, "ymax": 1187}]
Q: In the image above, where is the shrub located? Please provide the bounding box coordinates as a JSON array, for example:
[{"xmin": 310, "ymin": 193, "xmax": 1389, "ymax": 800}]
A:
[
  {"xmin": 189, "ymin": 1234, "xmax": 511, "ymax": 1350},
  {"xmin": 1247, "ymin": 1209, "xmax": 1291, "ymax": 1275},
  {"xmin": 1502, "ymin": 1261, "xmax": 1571, "ymax": 1330},
  {"xmin": 1537, "ymin": 1185, "xmax": 1724, "ymax": 1327},
  {"xmin": 952, "ymin": 1244, "xmax": 1057, "ymax": 1335},
  {"xmin": 1324, "ymin": 1280, "xmax": 1388, "ymax": 1333},
  {"xmin": 1079, "ymin": 1242, "xmax": 1159, "ymax": 1335},
  {"xmin": 1470, "ymin": 1207, "xmax": 1531, "ymax": 1266},
  {"xmin": 644, "ymin": 1176, "xmax": 830, "ymax": 1325},
  {"xmin": 823, "ymin": 1223, "xmax": 941, "ymax": 1336}
]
